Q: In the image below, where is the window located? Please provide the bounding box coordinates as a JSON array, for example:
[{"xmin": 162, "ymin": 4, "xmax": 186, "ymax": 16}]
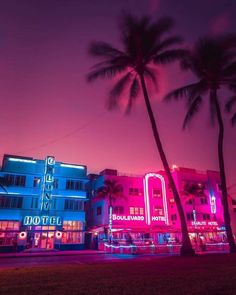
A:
[
  {"xmin": 186, "ymin": 213, "xmax": 194, "ymax": 221},
  {"xmin": 54, "ymin": 179, "xmax": 59, "ymax": 189},
  {"xmin": 129, "ymin": 188, "xmax": 143, "ymax": 196},
  {"xmin": 153, "ymin": 206, "xmax": 163, "ymax": 216},
  {"xmin": 31, "ymin": 197, "xmax": 38, "ymax": 209},
  {"xmin": 129, "ymin": 207, "xmax": 144, "ymax": 215},
  {"xmin": 33, "ymin": 177, "xmax": 41, "ymax": 187},
  {"xmin": 62, "ymin": 221, "xmax": 83, "ymax": 244},
  {"xmin": 97, "ymin": 206, "xmax": 102, "ymax": 215},
  {"xmin": 185, "ymin": 199, "xmax": 193, "ymax": 205},
  {"xmin": 203, "ymin": 213, "xmax": 210, "ymax": 220},
  {"xmin": 0, "ymin": 221, "xmax": 20, "ymax": 246},
  {"xmin": 233, "ymin": 208, "xmax": 236, "ymax": 213},
  {"xmin": 0, "ymin": 196, "xmax": 23, "ymax": 209},
  {"xmin": 4, "ymin": 174, "xmax": 26, "ymax": 187},
  {"xmin": 153, "ymin": 189, "xmax": 161, "ymax": 198},
  {"xmin": 169, "ymin": 198, "xmax": 175, "ymax": 204},
  {"xmin": 171, "ymin": 214, "xmax": 177, "ymax": 221},
  {"xmin": 200, "ymin": 197, "xmax": 208, "ymax": 205},
  {"xmin": 64, "ymin": 199, "xmax": 83, "ymax": 211},
  {"xmin": 113, "ymin": 206, "xmax": 124, "ymax": 214},
  {"xmin": 66, "ymin": 180, "xmax": 83, "ymax": 190}
]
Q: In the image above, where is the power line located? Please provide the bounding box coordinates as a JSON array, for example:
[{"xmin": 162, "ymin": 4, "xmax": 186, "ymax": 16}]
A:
[{"xmin": 14, "ymin": 111, "xmax": 107, "ymax": 156}]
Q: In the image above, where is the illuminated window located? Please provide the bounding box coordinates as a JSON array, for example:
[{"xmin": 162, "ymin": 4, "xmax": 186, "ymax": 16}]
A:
[
  {"xmin": 153, "ymin": 189, "xmax": 161, "ymax": 198},
  {"xmin": 129, "ymin": 207, "xmax": 144, "ymax": 215},
  {"xmin": 33, "ymin": 177, "xmax": 41, "ymax": 187},
  {"xmin": 169, "ymin": 198, "xmax": 175, "ymax": 203},
  {"xmin": 62, "ymin": 221, "xmax": 83, "ymax": 244},
  {"xmin": 153, "ymin": 206, "xmax": 163, "ymax": 216},
  {"xmin": 129, "ymin": 207, "xmax": 134, "ymax": 214},
  {"xmin": 0, "ymin": 221, "xmax": 20, "ymax": 246}
]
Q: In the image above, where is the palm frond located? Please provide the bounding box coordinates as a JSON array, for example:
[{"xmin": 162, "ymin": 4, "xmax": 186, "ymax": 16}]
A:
[
  {"xmin": 225, "ymin": 96, "xmax": 236, "ymax": 112},
  {"xmin": 152, "ymin": 36, "xmax": 184, "ymax": 55},
  {"xmin": 183, "ymin": 96, "xmax": 202, "ymax": 129},
  {"xmin": 144, "ymin": 67, "xmax": 158, "ymax": 89},
  {"xmin": 88, "ymin": 41, "xmax": 125, "ymax": 59},
  {"xmin": 231, "ymin": 113, "xmax": 236, "ymax": 125},
  {"xmin": 126, "ymin": 76, "xmax": 140, "ymax": 114},
  {"xmin": 164, "ymin": 82, "xmax": 201, "ymax": 101},
  {"xmin": 153, "ymin": 49, "xmax": 188, "ymax": 65},
  {"xmin": 87, "ymin": 64, "xmax": 127, "ymax": 82},
  {"xmin": 108, "ymin": 72, "xmax": 132, "ymax": 110},
  {"xmin": 222, "ymin": 62, "xmax": 236, "ymax": 78}
]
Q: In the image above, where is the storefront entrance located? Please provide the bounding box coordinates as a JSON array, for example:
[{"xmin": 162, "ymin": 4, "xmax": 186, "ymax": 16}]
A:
[
  {"xmin": 33, "ymin": 231, "xmax": 55, "ymax": 249},
  {"xmin": 26, "ymin": 226, "xmax": 56, "ymax": 250}
]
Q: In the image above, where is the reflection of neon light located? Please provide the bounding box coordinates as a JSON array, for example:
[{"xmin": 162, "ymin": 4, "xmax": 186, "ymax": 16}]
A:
[
  {"xmin": 60, "ymin": 164, "xmax": 84, "ymax": 169},
  {"xmin": 9, "ymin": 158, "xmax": 36, "ymax": 164},
  {"xmin": 144, "ymin": 173, "xmax": 169, "ymax": 225}
]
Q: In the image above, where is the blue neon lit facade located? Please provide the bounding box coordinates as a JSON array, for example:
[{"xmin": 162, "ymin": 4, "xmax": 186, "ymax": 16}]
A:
[{"xmin": 0, "ymin": 154, "xmax": 88, "ymax": 252}]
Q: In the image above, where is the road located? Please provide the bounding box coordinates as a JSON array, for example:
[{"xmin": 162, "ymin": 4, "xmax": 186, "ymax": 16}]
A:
[{"xmin": 0, "ymin": 253, "xmax": 173, "ymax": 269}]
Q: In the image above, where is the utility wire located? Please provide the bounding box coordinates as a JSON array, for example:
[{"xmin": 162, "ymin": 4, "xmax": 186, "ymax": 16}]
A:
[{"xmin": 14, "ymin": 111, "xmax": 107, "ymax": 156}]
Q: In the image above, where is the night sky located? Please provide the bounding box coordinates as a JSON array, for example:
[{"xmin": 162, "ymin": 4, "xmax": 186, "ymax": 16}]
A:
[{"xmin": 0, "ymin": 0, "xmax": 236, "ymax": 192}]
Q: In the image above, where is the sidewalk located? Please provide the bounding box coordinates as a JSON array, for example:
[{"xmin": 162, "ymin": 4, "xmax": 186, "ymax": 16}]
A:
[{"xmin": 0, "ymin": 249, "xmax": 105, "ymax": 259}]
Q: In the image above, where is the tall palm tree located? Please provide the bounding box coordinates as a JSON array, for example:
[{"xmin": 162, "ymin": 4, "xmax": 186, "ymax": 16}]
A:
[
  {"xmin": 97, "ymin": 179, "xmax": 124, "ymax": 240},
  {"xmin": 165, "ymin": 35, "xmax": 236, "ymax": 253},
  {"xmin": 87, "ymin": 14, "xmax": 195, "ymax": 256}
]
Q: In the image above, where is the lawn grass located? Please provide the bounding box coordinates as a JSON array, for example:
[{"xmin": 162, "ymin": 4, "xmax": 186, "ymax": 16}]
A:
[{"xmin": 1, "ymin": 254, "xmax": 236, "ymax": 295}]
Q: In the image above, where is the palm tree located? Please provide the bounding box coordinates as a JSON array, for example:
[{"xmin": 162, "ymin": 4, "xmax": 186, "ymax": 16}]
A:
[
  {"xmin": 97, "ymin": 179, "xmax": 124, "ymax": 241},
  {"xmin": 87, "ymin": 14, "xmax": 195, "ymax": 256},
  {"xmin": 165, "ymin": 35, "xmax": 236, "ymax": 253}
]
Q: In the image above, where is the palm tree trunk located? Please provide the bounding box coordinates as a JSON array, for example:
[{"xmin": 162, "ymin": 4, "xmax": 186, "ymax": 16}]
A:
[
  {"xmin": 139, "ymin": 74, "xmax": 194, "ymax": 256},
  {"xmin": 212, "ymin": 89, "xmax": 236, "ymax": 253}
]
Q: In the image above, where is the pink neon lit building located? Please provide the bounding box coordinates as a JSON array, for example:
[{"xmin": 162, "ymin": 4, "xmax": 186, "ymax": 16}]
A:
[{"xmin": 86, "ymin": 167, "xmax": 230, "ymax": 251}]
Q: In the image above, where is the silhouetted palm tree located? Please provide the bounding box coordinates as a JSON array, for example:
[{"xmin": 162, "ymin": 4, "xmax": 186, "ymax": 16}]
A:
[
  {"xmin": 165, "ymin": 35, "xmax": 236, "ymax": 253},
  {"xmin": 97, "ymin": 179, "xmax": 124, "ymax": 240},
  {"xmin": 87, "ymin": 14, "xmax": 194, "ymax": 256}
]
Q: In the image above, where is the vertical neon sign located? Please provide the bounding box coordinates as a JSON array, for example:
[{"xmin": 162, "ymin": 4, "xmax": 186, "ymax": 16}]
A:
[
  {"xmin": 143, "ymin": 173, "xmax": 169, "ymax": 225},
  {"xmin": 41, "ymin": 156, "xmax": 55, "ymax": 212},
  {"xmin": 210, "ymin": 194, "xmax": 216, "ymax": 214}
]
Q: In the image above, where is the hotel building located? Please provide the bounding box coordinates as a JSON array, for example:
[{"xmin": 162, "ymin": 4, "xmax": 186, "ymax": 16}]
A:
[
  {"xmin": 87, "ymin": 167, "xmax": 231, "ymax": 251},
  {"xmin": 0, "ymin": 154, "xmax": 88, "ymax": 252}
]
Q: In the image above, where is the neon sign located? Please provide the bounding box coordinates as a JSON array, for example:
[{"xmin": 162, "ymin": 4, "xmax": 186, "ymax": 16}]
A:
[
  {"xmin": 210, "ymin": 195, "xmax": 216, "ymax": 214},
  {"xmin": 144, "ymin": 173, "xmax": 169, "ymax": 225},
  {"xmin": 23, "ymin": 216, "xmax": 62, "ymax": 226},
  {"xmin": 191, "ymin": 221, "xmax": 218, "ymax": 226},
  {"xmin": 112, "ymin": 214, "xmax": 144, "ymax": 221},
  {"xmin": 41, "ymin": 156, "xmax": 55, "ymax": 211},
  {"xmin": 151, "ymin": 216, "xmax": 166, "ymax": 222}
]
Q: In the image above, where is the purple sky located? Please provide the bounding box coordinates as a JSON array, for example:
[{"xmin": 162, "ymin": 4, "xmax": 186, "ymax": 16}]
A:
[{"xmin": 0, "ymin": 0, "xmax": 236, "ymax": 192}]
